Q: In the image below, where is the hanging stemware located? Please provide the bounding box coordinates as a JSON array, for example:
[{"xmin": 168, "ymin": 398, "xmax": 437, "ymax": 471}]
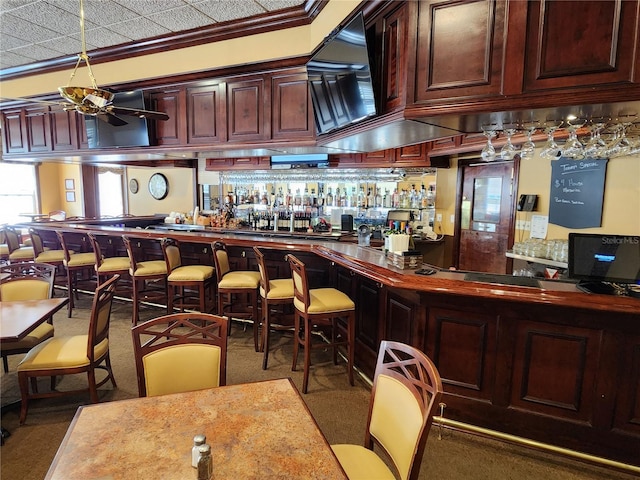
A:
[
  {"xmin": 583, "ymin": 117, "xmax": 609, "ymax": 159},
  {"xmin": 500, "ymin": 127, "xmax": 519, "ymax": 160},
  {"xmin": 606, "ymin": 116, "xmax": 635, "ymax": 158},
  {"xmin": 481, "ymin": 125, "xmax": 498, "ymax": 162},
  {"xmin": 540, "ymin": 120, "xmax": 563, "ymax": 160},
  {"xmin": 561, "ymin": 118, "xmax": 587, "ymax": 159},
  {"xmin": 520, "ymin": 121, "xmax": 540, "ymax": 160}
]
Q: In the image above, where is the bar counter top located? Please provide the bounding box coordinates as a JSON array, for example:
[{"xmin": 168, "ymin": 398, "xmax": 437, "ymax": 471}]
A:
[{"xmin": 27, "ymin": 220, "xmax": 640, "ymax": 316}]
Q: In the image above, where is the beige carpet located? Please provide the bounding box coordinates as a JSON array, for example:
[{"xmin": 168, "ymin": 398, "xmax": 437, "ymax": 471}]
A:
[{"xmin": 1, "ymin": 294, "xmax": 635, "ymax": 480}]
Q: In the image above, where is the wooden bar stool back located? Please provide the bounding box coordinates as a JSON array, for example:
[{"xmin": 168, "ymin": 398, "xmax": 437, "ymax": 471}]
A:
[
  {"xmin": 253, "ymin": 246, "xmax": 294, "ymax": 370},
  {"xmin": 87, "ymin": 232, "xmax": 131, "ymax": 296},
  {"xmin": 57, "ymin": 231, "xmax": 96, "ymax": 317},
  {"xmin": 161, "ymin": 238, "xmax": 215, "ymax": 313},
  {"xmin": 4, "ymin": 227, "xmax": 34, "ymax": 263},
  {"xmin": 212, "ymin": 241, "xmax": 261, "ymax": 351},
  {"xmin": 287, "ymin": 254, "xmax": 356, "ymax": 394},
  {"xmin": 122, "ymin": 235, "xmax": 168, "ymax": 325}
]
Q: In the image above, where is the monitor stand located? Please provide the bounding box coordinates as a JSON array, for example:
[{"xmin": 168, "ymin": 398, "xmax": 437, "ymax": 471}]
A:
[{"xmin": 576, "ymin": 280, "xmax": 618, "ymax": 295}]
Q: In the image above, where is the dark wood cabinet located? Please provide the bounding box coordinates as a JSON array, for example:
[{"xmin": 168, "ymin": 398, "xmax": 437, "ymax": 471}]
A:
[
  {"xmin": 393, "ymin": 143, "xmax": 429, "ymax": 164},
  {"xmin": 25, "ymin": 105, "xmax": 51, "ymax": 152},
  {"xmin": 2, "ymin": 107, "xmax": 27, "ymax": 154},
  {"xmin": 415, "ymin": 0, "xmax": 508, "ymax": 102},
  {"xmin": 227, "ymin": 76, "xmax": 268, "ymax": 142},
  {"xmin": 381, "ymin": 2, "xmax": 410, "ymax": 112},
  {"xmin": 50, "ymin": 105, "xmax": 78, "ymax": 152},
  {"xmin": 522, "ymin": 0, "xmax": 639, "ymax": 92},
  {"xmin": 187, "ymin": 83, "xmax": 227, "ymax": 144},
  {"xmin": 151, "ymin": 88, "xmax": 187, "ymax": 145},
  {"xmin": 271, "ymin": 71, "xmax": 314, "ymax": 140}
]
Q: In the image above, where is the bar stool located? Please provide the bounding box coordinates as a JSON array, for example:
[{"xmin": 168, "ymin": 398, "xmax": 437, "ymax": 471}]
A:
[
  {"xmin": 161, "ymin": 238, "xmax": 215, "ymax": 313},
  {"xmin": 287, "ymin": 253, "xmax": 356, "ymax": 394},
  {"xmin": 4, "ymin": 227, "xmax": 34, "ymax": 263},
  {"xmin": 57, "ymin": 231, "xmax": 96, "ymax": 317},
  {"xmin": 29, "ymin": 228, "xmax": 68, "ymax": 291},
  {"xmin": 212, "ymin": 241, "xmax": 261, "ymax": 351},
  {"xmin": 123, "ymin": 235, "xmax": 168, "ymax": 325},
  {"xmin": 253, "ymin": 246, "xmax": 294, "ymax": 370},
  {"xmin": 87, "ymin": 232, "xmax": 132, "ymax": 296}
]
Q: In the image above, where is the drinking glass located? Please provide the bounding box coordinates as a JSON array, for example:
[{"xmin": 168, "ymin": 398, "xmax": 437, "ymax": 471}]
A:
[
  {"xmin": 583, "ymin": 118, "xmax": 609, "ymax": 159},
  {"xmin": 520, "ymin": 121, "xmax": 539, "ymax": 160},
  {"xmin": 500, "ymin": 128, "xmax": 519, "ymax": 160},
  {"xmin": 606, "ymin": 117, "xmax": 634, "ymax": 158},
  {"xmin": 540, "ymin": 120, "xmax": 563, "ymax": 160},
  {"xmin": 561, "ymin": 118, "xmax": 587, "ymax": 159},
  {"xmin": 481, "ymin": 127, "xmax": 497, "ymax": 162}
]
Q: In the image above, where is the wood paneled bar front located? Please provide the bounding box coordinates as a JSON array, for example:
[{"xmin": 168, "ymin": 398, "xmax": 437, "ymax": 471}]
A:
[{"xmin": 23, "ymin": 220, "xmax": 640, "ymax": 470}]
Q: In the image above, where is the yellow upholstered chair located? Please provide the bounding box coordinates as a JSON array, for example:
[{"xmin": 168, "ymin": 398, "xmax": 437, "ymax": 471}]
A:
[
  {"xmin": 212, "ymin": 241, "xmax": 261, "ymax": 351},
  {"xmin": 4, "ymin": 227, "xmax": 34, "ymax": 263},
  {"xmin": 57, "ymin": 231, "xmax": 96, "ymax": 317},
  {"xmin": 161, "ymin": 238, "xmax": 215, "ymax": 314},
  {"xmin": 253, "ymin": 246, "xmax": 294, "ymax": 370},
  {"xmin": 29, "ymin": 228, "xmax": 68, "ymax": 266},
  {"xmin": 17, "ymin": 274, "xmax": 120, "ymax": 424},
  {"xmin": 331, "ymin": 341, "xmax": 444, "ymax": 480},
  {"xmin": 287, "ymin": 253, "xmax": 356, "ymax": 394},
  {"xmin": 0, "ymin": 228, "xmax": 9, "ymax": 264},
  {"xmin": 87, "ymin": 232, "xmax": 131, "ymax": 292},
  {"xmin": 123, "ymin": 235, "xmax": 168, "ymax": 325},
  {"xmin": 0, "ymin": 262, "xmax": 56, "ymax": 372},
  {"xmin": 131, "ymin": 312, "xmax": 228, "ymax": 397}
]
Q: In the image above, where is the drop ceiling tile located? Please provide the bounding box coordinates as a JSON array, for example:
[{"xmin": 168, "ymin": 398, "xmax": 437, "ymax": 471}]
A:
[
  {"xmin": 79, "ymin": 0, "xmax": 141, "ymax": 26},
  {"xmin": 38, "ymin": 36, "xmax": 83, "ymax": 55},
  {"xmin": 193, "ymin": 0, "xmax": 265, "ymax": 22},
  {"xmin": 147, "ymin": 5, "xmax": 215, "ymax": 32},
  {"xmin": 0, "ymin": 33, "xmax": 25, "ymax": 50},
  {"xmin": 108, "ymin": 16, "xmax": 171, "ymax": 40},
  {"xmin": 0, "ymin": 0, "xmax": 34, "ymax": 14},
  {"xmin": 8, "ymin": 2, "xmax": 79, "ymax": 34},
  {"xmin": 0, "ymin": 13, "xmax": 59, "ymax": 42},
  {"xmin": 9, "ymin": 42, "xmax": 63, "ymax": 61},
  {"xmin": 259, "ymin": 0, "xmax": 304, "ymax": 12},
  {"xmin": 0, "ymin": 50, "xmax": 29, "ymax": 68},
  {"xmin": 82, "ymin": 26, "xmax": 132, "ymax": 48},
  {"xmin": 114, "ymin": 0, "xmax": 187, "ymax": 16}
]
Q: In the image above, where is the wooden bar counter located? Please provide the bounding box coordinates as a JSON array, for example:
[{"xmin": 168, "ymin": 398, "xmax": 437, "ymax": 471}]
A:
[{"xmin": 25, "ymin": 219, "xmax": 640, "ymax": 468}]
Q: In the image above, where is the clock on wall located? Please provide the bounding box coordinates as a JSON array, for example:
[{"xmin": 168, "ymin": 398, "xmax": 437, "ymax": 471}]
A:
[
  {"xmin": 148, "ymin": 173, "xmax": 169, "ymax": 200},
  {"xmin": 129, "ymin": 178, "xmax": 139, "ymax": 194}
]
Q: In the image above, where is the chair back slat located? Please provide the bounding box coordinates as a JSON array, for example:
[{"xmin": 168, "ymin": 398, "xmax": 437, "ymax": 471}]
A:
[
  {"xmin": 212, "ymin": 242, "xmax": 230, "ymax": 280},
  {"xmin": 87, "ymin": 275, "xmax": 119, "ymax": 361},
  {"xmin": 28, "ymin": 229, "xmax": 46, "ymax": 257},
  {"xmin": 367, "ymin": 340, "xmax": 444, "ymax": 480},
  {"xmin": 287, "ymin": 254, "xmax": 310, "ymax": 312},
  {"xmin": 87, "ymin": 232, "xmax": 104, "ymax": 270},
  {"xmin": 161, "ymin": 238, "xmax": 182, "ymax": 273},
  {"xmin": 253, "ymin": 246, "xmax": 270, "ymax": 295},
  {"xmin": 131, "ymin": 313, "xmax": 229, "ymax": 397},
  {"xmin": 4, "ymin": 227, "xmax": 21, "ymax": 253},
  {"xmin": 0, "ymin": 263, "xmax": 56, "ymax": 300}
]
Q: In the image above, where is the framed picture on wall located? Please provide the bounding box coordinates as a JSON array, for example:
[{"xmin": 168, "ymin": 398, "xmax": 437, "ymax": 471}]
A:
[
  {"xmin": 66, "ymin": 191, "xmax": 76, "ymax": 202},
  {"xmin": 65, "ymin": 179, "xmax": 75, "ymax": 190}
]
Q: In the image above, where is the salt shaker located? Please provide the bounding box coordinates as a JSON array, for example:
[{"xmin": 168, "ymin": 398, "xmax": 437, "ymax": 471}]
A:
[
  {"xmin": 191, "ymin": 434, "xmax": 206, "ymax": 468},
  {"xmin": 197, "ymin": 443, "xmax": 213, "ymax": 480}
]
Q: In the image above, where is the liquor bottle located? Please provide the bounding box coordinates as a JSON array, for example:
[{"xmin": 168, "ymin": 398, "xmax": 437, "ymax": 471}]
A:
[
  {"xmin": 375, "ymin": 187, "xmax": 382, "ymax": 208},
  {"xmin": 357, "ymin": 187, "xmax": 365, "ymax": 208},
  {"xmin": 367, "ymin": 188, "xmax": 374, "ymax": 209},
  {"xmin": 326, "ymin": 187, "xmax": 333, "ymax": 207}
]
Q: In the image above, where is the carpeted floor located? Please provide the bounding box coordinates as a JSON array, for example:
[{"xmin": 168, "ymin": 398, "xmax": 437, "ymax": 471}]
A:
[{"xmin": 1, "ymin": 294, "xmax": 636, "ymax": 480}]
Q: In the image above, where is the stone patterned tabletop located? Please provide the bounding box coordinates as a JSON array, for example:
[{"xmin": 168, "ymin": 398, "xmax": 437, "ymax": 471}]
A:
[{"xmin": 45, "ymin": 378, "xmax": 347, "ymax": 480}]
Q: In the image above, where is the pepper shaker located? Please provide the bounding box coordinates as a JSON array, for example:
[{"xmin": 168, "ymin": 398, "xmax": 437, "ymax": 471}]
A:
[{"xmin": 197, "ymin": 443, "xmax": 213, "ymax": 480}]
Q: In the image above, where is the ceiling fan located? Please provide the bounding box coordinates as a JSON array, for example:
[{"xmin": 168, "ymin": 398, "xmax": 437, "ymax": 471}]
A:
[{"xmin": 2, "ymin": 0, "xmax": 169, "ymax": 127}]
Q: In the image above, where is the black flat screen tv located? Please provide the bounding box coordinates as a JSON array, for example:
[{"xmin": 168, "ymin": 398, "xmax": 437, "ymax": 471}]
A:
[
  {"xmin": 307, "ymin": 13, "xmax": 377, "ymax": 135},
  {"xmin": 568, "ymin": 233, "xmax": 640, "ymax": 285},
  {"xmin": 85, "ymin": 90, "xmax": 151, "ymax": 149}
]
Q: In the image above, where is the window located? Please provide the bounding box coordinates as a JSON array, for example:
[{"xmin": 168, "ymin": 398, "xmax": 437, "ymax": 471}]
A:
[
  {"xmin": 97, "ymin": 167, "xmax": 125, "ymax": 217},
  {"xmin": 0, "ymin": 163, "xmax": 38, "ymax": 225}
]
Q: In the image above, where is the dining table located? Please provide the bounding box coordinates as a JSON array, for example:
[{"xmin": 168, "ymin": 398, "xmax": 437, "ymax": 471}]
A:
[
  {"xmin": 45, "ymin": 377, "xmax": 348, "ymax": 479},
  {"xmin": 0, "ymin": 297, "xmax": 69, "ymax": 343}
]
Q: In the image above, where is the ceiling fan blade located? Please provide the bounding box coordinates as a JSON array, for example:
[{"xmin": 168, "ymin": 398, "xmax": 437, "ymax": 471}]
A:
[
  {"xmin": 107, "ymin": 105, "xmax": 170, "ymax": 121},
  {"xmin": 84, "ymin": 93, "xmax": 111, "ymax": 108},
  {"xmin": 98, "ymin": 111, "xmax": 128, "ymax": 127}
]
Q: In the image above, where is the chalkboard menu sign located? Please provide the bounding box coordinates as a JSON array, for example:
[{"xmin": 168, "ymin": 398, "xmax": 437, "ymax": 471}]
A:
[{"xmin": 549, "ymin": 158, "xmax": 608, "ymax": 228}]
